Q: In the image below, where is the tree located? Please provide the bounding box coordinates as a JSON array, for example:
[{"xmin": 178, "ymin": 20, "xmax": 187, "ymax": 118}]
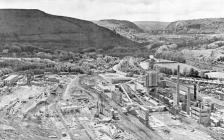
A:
[
  {"xmin": 159, "ymin": 67, "xmax": 173, "ymax": 75},
  {"xmin": 0, "ymin": 33, "xmax": 6, "ymax": 48},
  {"xmin": 189, "ymin": 68, "xmax": 199, "ymax": 77},
  {"xmin": 10, "ymin": 45, "xmax": 21, "ymax": 53},
  {"xmin": 20, "ymin": 52, "xmax": 28, "ymax": 57},
  {"xmin": 204, "ymin": 74, "xmax": 209, "ymax": 79},
  {"xmin": 173, "ymin": 69, "xmax": 178, "ymax": 75}
]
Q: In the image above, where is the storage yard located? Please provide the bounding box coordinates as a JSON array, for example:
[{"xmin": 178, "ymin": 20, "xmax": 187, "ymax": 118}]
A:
[{"xmin": 0, "ymin": 56, "xmax": 223, "ymax": 140}]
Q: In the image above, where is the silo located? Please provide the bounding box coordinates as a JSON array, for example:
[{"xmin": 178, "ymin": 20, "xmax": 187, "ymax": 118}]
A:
[{"xmin": 146, "ymin": 71, "xmax": 158, "ymax": 87}]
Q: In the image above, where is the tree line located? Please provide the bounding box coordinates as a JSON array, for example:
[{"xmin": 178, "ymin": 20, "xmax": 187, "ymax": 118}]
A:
[
  {"xmin": 155, "ymin": 51, "xmax": 186, "ymax": 63},
  {"xmin": 159, "ymin": 67, "xmax": 199, "ymax": 77}
]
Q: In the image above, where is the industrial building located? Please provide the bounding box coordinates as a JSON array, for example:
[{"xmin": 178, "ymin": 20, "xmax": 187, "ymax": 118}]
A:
[{"xmin": 3, "ymin": 74, "xmax": 20, "ymax": 86}]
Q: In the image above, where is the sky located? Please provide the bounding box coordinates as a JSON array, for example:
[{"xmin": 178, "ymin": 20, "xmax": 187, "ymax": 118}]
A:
[{"xmin": 0, "ymin": 0, "xmax": 223, "ymax": 22}]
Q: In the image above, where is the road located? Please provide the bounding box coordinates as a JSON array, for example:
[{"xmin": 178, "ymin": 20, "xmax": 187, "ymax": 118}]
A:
[
  {"xmin": 62, "ymin": 76, "xmax": 77, "ymax": 100},
  {"xmin": 60, "ymin": 75, "xmax": 98, "ymax": 140},
  {"xmin": 54, "ymin": 103, "xmax": 74, "ymax": 140},
  {"xmin": 73, "ymin": 113, "xmax": 96, "ymax": 140}
]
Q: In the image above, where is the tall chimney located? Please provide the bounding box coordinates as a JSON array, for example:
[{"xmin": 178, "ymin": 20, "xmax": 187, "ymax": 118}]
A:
[
  {"xmin": 176, "ymin": 65, "xmax": 180, "ymax": 106},
  {"xmin": 187, "ymin": 87, "xmax": 191, "ymax": 115},
  {"xmin": 194, "ymin": 84, "xmax": 197, "ymax": 100}
]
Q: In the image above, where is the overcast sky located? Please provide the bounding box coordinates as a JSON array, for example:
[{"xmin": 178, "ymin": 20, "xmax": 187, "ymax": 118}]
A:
[{"xmin": 0, "ymin": 0, "xmax": 223, "ymax": 22}]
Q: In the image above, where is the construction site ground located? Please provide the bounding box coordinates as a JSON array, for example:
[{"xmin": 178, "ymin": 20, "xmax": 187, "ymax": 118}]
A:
[
  {"xmin": 79, "ymin": 74, "xmax": 222, "ymax": 140},
  {"xmin": 0, "ymin": 69, "xmax": 223, "ymax": 140},
  {"xmin": 150, "ymin": 112, "xmax": 214, "ymax": 140}
]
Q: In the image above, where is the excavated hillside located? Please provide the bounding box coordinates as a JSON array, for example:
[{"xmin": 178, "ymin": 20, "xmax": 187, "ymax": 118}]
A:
[
  {"xmin": 134, "ymin": 21, "xmax": 170, "ymax": 32},
  {"xmin": 95, "ymin": 19, "xmax": 144, "ymax": 34},
  {"xmin": 94, "ymin": 19, "xmax": 150, "ymax": 43},
  {"xmin": 166, "ymin": 18, "xmax": 224, "ymax": 34}
]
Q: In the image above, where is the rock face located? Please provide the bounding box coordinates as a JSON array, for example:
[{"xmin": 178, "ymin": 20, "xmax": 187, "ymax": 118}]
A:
[
  {"xmin": 95, "ymin": 19, "xmax": 144, "ymax": 34},
  {"xmin": 134, "ymin": 21, "xmax": 170, "ymax": 32},
  {"xmin": 0, "ymin": 9, "xmax": 140, "ymax": 54},
  {"xmin": 166, "ymin": 18, "xmax": 224, "ymax": 34},
  {"xmin": 94, "ymin": 19, "xmax": 147, "ymax": 42}
]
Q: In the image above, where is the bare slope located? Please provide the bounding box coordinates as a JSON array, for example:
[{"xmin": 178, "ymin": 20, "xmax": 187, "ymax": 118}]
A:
[
  {"xmin": 0, "ymin": 9, "xmax": 141, "ymax": 55},
  {"xmin": 95, "ymin": 19, "xmax": 144, "ymax": 34},
  {"xmin": 166, "ymin": 18, "xmax": 224, "ymax": 34},
  {"xmin": 94, "ymin": 19, "xmax": 150, "ymax": 42},
  {"xmin": 134, "ymin": 21, "xmax": 170, "ymax": 32}
]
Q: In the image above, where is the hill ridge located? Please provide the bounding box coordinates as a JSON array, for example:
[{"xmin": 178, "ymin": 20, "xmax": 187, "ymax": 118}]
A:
[{"xmin": 0, "ymin": 9, "xmax": 143, "ymax": 56}]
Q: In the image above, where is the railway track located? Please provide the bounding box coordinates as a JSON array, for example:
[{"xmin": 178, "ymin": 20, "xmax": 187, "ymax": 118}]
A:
[{"xmin": 79, "ymin": 76, "xmax": 163, "ymax": 140}]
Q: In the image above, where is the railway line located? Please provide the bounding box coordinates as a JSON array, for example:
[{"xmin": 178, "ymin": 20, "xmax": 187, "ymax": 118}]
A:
[{"xmin": 79, "ymin": 76, "xmax": 163, "ymax": 140}]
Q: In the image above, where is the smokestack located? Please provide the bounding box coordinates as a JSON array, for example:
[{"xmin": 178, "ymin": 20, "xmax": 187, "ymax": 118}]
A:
[
  {"xmin": 146, "ymin": 74, "xmax": 149, "ymax": 87},
  {"xmin": 187, "ymin": 87, "xmax": 191, "ymax": 115},
  {"xmin": 194, "ymin": 84, "xmax": 197, "ymax": 100},
  {"xmin": 176, "ymin": 65, "xmax": 180, "ymax": 106},
  {"xmin": 145, "ymin": 110, "xmax": 149, "ymax": 126}
]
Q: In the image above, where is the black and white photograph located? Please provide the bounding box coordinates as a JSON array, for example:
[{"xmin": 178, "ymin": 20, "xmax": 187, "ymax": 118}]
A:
[{"xmin": 0, "ymin": 0, "xmax": 223, "ymax": 140}]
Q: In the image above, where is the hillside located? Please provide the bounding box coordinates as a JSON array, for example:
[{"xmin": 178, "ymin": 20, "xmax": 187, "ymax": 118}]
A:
[
  {"xmin": 166, "ymin": 18, "xmax": 224, "ymax": 34},
  {"xmin": 94, "ymin": 19, "xmax": 148, "ymax": 42},
  {"xmin": 134, "ymin": 21, "xmax": 170, "ymax": 32},
  {"xmin": 0, "ymin": 9, "xmax": 143, "ymax": 56},
  {"xmin": 95, "ymin": 19, "xmax": 144, "ymax": 33}
]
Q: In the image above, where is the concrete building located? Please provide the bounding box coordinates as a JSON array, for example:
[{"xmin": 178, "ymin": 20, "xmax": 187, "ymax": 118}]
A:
[
  {"xmin": 145, "ymin": 71, "xmax": 158, "ymax": 87},
  {"xmin": 191, "ymin": 106, "xmax": 211, "ymax": 126},
  {"xmin": 112, "ymin": 89, "xmax": 122, "ymax": 105},
  {"xmin": 60, "ymin": 105, "xmax": 81, "ymax": 115},
  {"xmin": 3, "ymin": 74, "xmax": 20, "ymax": 86},
  {"xmin": 45, "ymin": 77, "xmax": 59, "ymax": 83}
]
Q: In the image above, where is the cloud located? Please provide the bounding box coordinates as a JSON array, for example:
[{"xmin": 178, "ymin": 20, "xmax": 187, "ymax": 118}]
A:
[{"xmin": 0, "ymin": 0, "xmax": 223, "ymax": 21}]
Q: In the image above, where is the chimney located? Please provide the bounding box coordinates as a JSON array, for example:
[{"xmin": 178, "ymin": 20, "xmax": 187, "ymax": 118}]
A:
[
  {"xmin": 187, "ymin": 87, "xmax": 191, "ymax": 115},
  {"xmin": 194, "ymin": 84, "xmax": 197, "ymax": 100},
  {"xmin": 175, "ymin": 65, "xmax": 180, "ymax": 106}
]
